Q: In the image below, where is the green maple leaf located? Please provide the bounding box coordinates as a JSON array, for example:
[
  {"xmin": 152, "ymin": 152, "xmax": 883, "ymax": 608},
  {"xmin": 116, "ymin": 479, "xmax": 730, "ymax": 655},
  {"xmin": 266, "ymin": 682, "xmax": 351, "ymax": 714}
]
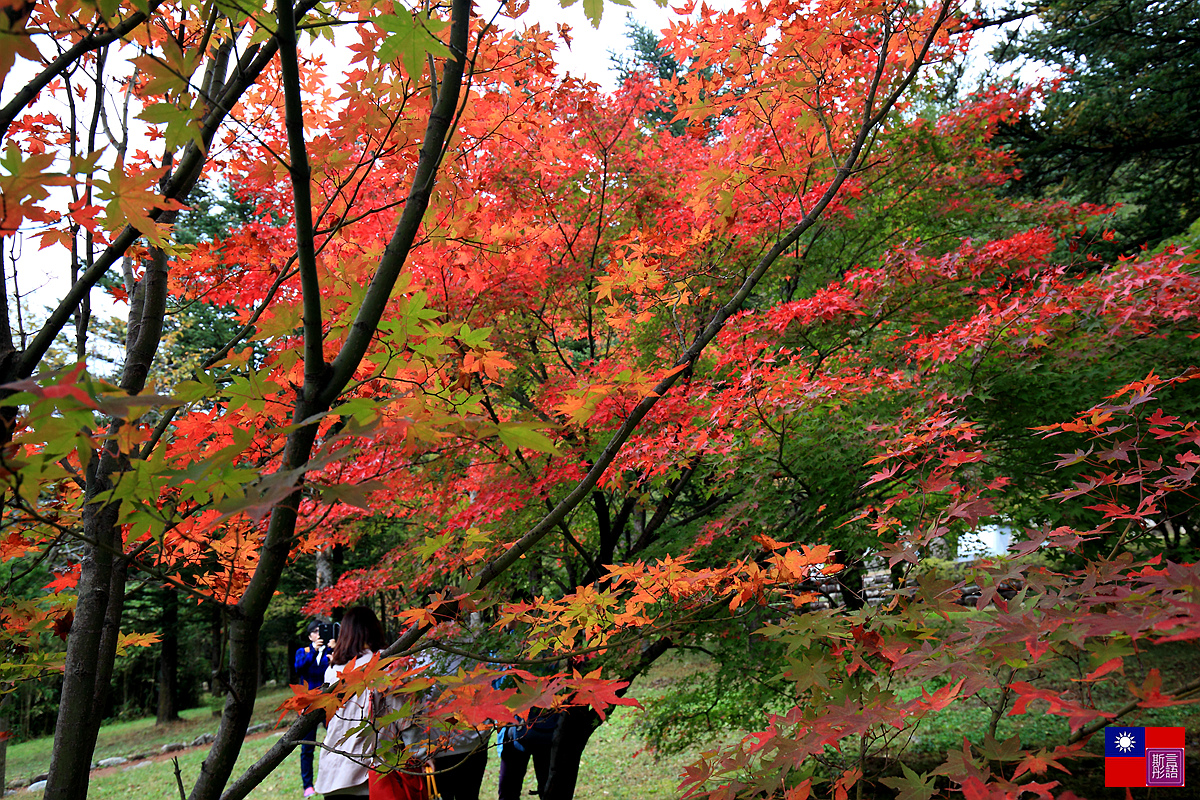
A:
[
  {"xmin": 375, "ymin": 6, "xmax": 451, "ymax": 81},
  {"xmin": 559, "ymin": 0, "xmax": 631, "ymax": 27},
  {"xmin": 879, "ymin": 764, "xmax": 937, "ymax": 800},
  {"xmin": 138, "ymin": 97, "xmax": 203, "ymax": 151},
  {"xmin": 131, "ymin": 38, "xmax": 199, "ymax": 95},
  {"xmin": 92, "ymin": 158, "xmax": 181, "ymax": 246},
  {"xmin": 496, "ymin": 422, "xmax": 560, "ymax": 456},
  {"xmin": 980, "ymin": 732, "xmax": 1023, "ymax": 762}
]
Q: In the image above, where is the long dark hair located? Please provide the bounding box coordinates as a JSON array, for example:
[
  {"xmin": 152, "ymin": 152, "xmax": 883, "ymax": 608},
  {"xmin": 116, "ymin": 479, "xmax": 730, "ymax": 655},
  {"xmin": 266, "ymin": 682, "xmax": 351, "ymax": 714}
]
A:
[{"xmin": 330, "ymin": 606, "xmax": 386, "ymax": 665}]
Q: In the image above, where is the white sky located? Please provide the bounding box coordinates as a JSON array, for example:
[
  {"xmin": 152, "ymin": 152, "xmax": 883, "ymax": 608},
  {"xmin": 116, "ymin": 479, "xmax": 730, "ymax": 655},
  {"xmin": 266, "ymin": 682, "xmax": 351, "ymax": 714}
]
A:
[{"xmin": 508, "ymin": 0, "xmax": 685, "ymax": 90}]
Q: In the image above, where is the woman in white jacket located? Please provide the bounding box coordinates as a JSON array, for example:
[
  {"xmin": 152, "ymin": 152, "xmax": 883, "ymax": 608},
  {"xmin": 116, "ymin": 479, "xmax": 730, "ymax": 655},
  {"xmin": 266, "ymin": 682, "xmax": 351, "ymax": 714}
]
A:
[{"xmin": 314, "ymin": 607, "xmax": 387, "ymax": 798}]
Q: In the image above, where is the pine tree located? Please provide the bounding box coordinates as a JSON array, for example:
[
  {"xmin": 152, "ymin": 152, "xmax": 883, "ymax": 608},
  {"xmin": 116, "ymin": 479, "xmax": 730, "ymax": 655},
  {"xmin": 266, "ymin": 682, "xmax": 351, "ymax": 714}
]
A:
[{"xmin": 994, "ymin": 0, "xmax": 1200, "ymax": 249}]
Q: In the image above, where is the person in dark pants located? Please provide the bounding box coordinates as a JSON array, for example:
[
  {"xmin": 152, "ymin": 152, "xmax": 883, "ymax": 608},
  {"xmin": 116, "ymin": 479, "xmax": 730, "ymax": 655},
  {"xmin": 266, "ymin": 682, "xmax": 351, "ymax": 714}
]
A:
[
  {"xmin": 294, "ymin": 620, "xmax": 333, "ymax": 797},
  {"xmin": 497, "ymin": 708, "xmax": 559, "ymax": 800},
  {"xmin": 431, "ymin": 747, "xmax": 489, "ymax": 800}
]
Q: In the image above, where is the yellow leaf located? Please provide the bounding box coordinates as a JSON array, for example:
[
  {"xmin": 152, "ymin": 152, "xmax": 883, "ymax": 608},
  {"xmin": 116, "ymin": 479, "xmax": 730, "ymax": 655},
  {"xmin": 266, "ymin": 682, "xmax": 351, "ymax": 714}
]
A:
[{"xmin": 115, "ymin": 631, "xmax": 162, "ymax": 656}]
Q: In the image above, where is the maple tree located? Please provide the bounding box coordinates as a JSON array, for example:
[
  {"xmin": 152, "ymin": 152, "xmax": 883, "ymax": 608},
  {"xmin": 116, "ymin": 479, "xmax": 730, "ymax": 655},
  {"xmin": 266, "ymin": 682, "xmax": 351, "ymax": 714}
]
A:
[
  {"xmin": 2, "ymin": 0, "xmax": 1198, "ymax": 795},
  {"xmin": 667, "ymin": 370, "xmax": 1200, "ymax": 798},
  {"xmin": 297, "ymin": 24, "xmax": 1200, "ymax": 800},
  {"xmin": 0, "ymin": 0, "xmax": 971, "ymax": 797}
]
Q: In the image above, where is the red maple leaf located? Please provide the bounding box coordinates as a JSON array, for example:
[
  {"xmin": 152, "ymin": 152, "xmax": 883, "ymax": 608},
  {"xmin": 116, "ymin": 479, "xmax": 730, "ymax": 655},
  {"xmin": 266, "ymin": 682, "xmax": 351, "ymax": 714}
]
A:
[
  {"xmin": 44, "ymin": 566, "xmax": 81, "ymax": 593},
  {"xmin": 565, "ymin": 669, "xmax": 640, "ymax": 721},
  {"xmin": 52, "ymin": 610, "xmax": 74, "ymax": 641}
]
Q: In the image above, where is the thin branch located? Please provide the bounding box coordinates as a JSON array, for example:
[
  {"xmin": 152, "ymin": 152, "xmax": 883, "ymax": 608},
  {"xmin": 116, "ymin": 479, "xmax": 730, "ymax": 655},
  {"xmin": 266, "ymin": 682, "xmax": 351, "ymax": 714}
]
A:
[
  {"xmin": 15, "ymin": 2, "xmax": 322, "ymax": 380},
  {"xmin": 172, "ymin": 757, "xmax": 187, "ymax": 800},
  {"xmin": 1068, "ymin": 675, "xmax": 1200, "ymax": 744}
]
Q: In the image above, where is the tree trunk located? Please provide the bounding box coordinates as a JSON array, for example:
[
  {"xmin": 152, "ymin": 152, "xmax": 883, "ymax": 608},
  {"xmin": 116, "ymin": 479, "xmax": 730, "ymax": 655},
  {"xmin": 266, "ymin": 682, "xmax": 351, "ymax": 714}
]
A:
[
  {"xmin": 543, "ymin": 707, "xmax": 601, "ymax": 800},
  {"xmin": 0, "ymin": 694, "xmax": 12, "ymax": 791},
  {"xmin": 210, "ymin": 605, "xmax": 225, "ymax": 697},
  {"xmin": 157, "ymin": 588, "xmax": 180, "ymax": 724},
  {"xmin": 20, "ymin": 684, "xmax": 30, "ymax": 740},
  {"xmin": 45, "ymin": 499, "xmax": 126, "ymax": 800},
  {"xmin": 315, "ymin": 547, "xmax": 334, "ymax": 593},
  {"xmin": 259, "ymin": 640, "xmax": 268, "ymax": 687},
  {"xmin": 45, "ymin": 248, "xmax": 168, "ymax": 800},
  {"xmin": 315, "ymin": 546, "xmax": 334, "ymax": 624}
]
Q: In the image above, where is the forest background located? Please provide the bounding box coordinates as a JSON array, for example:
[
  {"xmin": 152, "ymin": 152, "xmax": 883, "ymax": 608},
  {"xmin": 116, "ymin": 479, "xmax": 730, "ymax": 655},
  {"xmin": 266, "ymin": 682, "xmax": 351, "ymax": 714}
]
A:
[{"xmin": 0, "ymin": 0, "xmax": 1198, "ymax": 797}]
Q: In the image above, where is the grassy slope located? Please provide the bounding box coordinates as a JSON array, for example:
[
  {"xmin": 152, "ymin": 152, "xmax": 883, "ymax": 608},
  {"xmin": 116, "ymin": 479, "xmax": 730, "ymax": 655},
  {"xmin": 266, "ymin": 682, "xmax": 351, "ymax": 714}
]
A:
[
  {"xmin": 4, "ymin": 683, "xmax": 696, "ymax": 800},
  {"xmin": 6, "ymin": 716, "xmax": 683, "ymax": 799},
  {"xmin": 571, "ymin": 706, "xmax": 700, "ymax": 800},
  {"xmin": 6, "ymin": 688, "xmax": 295, "ymax": 795},
  {"xmin": 5, "ymin": 676, "xmax": 707, "ymax": 799}
]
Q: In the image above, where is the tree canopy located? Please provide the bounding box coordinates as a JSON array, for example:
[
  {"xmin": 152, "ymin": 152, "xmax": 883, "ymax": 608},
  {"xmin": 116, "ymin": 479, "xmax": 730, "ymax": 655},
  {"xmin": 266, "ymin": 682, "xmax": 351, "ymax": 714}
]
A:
[{"xmin": 0, "ymin": 0, "xmax": 1198, "ymax": 798}]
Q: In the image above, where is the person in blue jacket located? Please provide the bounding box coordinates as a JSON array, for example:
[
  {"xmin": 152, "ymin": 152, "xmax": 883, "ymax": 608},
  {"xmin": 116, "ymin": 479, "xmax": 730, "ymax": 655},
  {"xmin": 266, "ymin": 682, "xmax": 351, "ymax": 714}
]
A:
[{"xmin": 294, "ymin": 620, "xmax": 334, "ymax": 797}]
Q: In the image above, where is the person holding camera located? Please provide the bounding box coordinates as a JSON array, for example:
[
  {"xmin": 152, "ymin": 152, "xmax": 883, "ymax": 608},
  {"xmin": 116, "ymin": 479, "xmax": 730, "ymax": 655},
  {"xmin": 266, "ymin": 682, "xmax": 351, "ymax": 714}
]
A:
[{"xmin": 296, "ymin": 620, "xmax": 336, "ymax": 797}]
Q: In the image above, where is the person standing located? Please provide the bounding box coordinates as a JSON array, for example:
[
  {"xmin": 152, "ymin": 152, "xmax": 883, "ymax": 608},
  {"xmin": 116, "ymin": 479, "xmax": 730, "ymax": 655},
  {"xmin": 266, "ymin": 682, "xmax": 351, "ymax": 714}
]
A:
[
  {"xmin": 496, "ymin": 707, "xmax": 558, "ymax": 800},
  {"xmin": 295, "ymin": 620, "xmax": 334, "ymax": 797},
  {"xmin": 315, "ymin": 607, "xmax": 386, "ymax": 799},
  {"xmin": 398, "ymin": 604, "xmax": 489, "ymax": 800}
]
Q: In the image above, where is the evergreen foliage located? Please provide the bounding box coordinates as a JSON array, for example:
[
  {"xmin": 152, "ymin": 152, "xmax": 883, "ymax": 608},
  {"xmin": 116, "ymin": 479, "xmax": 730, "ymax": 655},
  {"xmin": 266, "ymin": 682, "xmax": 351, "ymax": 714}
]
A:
[{"xmin": 994, "ymin": 0, "xmax": 1200, "ymax": 249}]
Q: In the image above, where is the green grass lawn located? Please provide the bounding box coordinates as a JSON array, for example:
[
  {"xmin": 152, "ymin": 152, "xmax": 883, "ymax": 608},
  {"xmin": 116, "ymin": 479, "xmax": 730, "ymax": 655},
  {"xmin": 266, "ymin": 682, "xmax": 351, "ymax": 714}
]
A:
[
  {"xmin": 6, "ymin": 688, "xmax": 295, "ymax": 795},
  {"xmin": 571, "ymin": 705, "xmax": 699, "ymax": 800},
  {"xmin": 5, "ymin": 706, "xmax": 688, "ymax": 800},
  {"xmin": 57, "ymin": 733, "xmax": 305, "ymax": 800},
  {"xmin": 3, "ymin": 683, "xmax": 697, "ymax": 800}
]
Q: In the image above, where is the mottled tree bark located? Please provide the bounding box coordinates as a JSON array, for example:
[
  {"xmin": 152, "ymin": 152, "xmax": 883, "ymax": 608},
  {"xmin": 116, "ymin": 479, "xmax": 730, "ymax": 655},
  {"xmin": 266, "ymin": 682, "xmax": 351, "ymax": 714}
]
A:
[{"xmin": 157, "ymin": 588, "xmax": 181, "ymax": 724}]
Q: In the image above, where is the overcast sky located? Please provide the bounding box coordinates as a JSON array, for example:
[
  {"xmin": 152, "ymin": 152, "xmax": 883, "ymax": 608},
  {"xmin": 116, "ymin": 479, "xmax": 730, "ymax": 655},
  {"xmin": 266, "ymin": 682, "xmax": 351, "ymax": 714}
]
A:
[{"xmin": 508, "ymin": 0, "xmax": 686, "ymax": 90}]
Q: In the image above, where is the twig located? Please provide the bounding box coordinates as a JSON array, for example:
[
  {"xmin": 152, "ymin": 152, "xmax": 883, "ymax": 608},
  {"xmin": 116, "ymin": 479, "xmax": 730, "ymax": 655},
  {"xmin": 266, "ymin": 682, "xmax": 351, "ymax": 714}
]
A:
[
  {"xmin": 1068, "ymin": 674, "xmax": 1200, "ymax": 744},
  {"xmin": 173, "ymin": 756, "xmax": 186, "ymax": 800}
]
